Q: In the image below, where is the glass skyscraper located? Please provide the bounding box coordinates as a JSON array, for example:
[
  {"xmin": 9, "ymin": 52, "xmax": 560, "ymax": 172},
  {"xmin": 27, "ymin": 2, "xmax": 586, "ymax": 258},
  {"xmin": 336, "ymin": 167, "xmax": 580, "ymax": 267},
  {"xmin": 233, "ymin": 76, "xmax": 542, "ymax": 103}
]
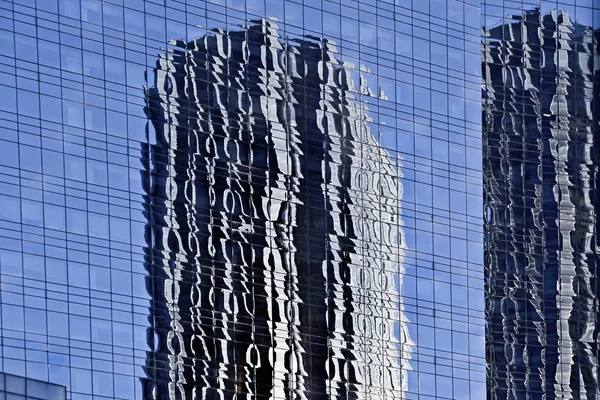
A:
[{"xmin": 3, "ymin": 0, "xmax": 597, "ymax": 399}]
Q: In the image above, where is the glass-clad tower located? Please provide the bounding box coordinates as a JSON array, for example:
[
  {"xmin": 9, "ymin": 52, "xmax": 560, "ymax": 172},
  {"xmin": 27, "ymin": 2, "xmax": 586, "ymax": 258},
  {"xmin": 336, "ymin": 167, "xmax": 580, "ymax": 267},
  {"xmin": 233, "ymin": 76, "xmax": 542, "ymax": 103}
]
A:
[
  {"xmin": 483, "ymin": 3, "xmax": 600, "ymax": 399},
  {"xmin": 0, "ymin": 0, "xmax": 484, "ymax": 399}
]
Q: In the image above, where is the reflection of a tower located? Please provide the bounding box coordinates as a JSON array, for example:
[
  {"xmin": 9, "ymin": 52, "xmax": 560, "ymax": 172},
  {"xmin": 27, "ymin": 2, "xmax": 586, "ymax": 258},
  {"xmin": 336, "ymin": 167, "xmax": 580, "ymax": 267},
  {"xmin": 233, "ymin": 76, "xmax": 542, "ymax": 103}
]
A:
[
  {"xmin": 141, "ymin": 20, "xmax": 412, "ymax": 400},
  {"xmin": 483, "ymin": 9, "xmax": 600, "ymax": 400}
]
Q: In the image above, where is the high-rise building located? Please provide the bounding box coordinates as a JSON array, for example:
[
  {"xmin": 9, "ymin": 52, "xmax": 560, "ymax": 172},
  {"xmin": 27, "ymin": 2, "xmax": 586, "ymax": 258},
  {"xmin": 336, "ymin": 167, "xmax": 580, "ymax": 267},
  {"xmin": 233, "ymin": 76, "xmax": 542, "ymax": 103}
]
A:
[
  {"xmin": 0, "ymin": 0, "xmax": 483, "ymax": 399},
  {"xmin": 483, "ymin": 4, "xmax": 600, "ymax": 399}
]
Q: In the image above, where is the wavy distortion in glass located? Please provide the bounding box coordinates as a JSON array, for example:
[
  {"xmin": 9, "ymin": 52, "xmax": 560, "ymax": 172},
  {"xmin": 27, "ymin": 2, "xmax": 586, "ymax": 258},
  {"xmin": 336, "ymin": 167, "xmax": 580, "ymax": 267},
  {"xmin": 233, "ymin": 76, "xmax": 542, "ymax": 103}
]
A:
[
  {"xmin": 142, "ymin": 20, "xmax": 412, "ymax": 400},
  {"xmin": 483, "ymin": 8, "xmax": 600, "ymax": 400}
]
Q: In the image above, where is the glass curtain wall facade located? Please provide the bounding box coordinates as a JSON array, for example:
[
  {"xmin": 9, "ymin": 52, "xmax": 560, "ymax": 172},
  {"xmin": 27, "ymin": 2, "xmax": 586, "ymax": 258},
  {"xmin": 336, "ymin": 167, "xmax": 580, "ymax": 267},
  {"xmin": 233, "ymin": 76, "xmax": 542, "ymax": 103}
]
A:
[
  {"xmin": 0, "ymin": 0, "xmax": 484, "ymax": 399},
  {"xmin": 482, "ymin": 1, "xmax": 600, "ymax": 399},
  {"xmin": 0, "ymin": 372, "xmax": 67, "ymax": 400}
]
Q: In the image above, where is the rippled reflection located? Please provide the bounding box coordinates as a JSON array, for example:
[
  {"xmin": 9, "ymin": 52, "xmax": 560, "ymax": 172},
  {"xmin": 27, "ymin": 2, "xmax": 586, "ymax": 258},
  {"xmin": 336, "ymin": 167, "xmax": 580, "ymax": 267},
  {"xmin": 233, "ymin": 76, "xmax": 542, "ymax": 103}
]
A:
[
  {"xmin": 483, "ymin": 9, "xmax": 600, "ymax": 399},
  {"xmin": 142, "ymin": 20, "xmax": 412, "ymax": 399}
]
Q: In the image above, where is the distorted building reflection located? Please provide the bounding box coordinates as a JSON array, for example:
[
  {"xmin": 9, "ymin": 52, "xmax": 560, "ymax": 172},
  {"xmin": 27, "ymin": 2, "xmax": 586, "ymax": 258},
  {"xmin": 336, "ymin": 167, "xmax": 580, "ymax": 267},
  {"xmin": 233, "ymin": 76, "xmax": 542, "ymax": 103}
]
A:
[
  {"xmin": 142, "ymin": 20, "xmax": 413, "ymax": 399},
  {"xmin": 483, "ymin": 8, "xmax": 600, "ymax": 399}
]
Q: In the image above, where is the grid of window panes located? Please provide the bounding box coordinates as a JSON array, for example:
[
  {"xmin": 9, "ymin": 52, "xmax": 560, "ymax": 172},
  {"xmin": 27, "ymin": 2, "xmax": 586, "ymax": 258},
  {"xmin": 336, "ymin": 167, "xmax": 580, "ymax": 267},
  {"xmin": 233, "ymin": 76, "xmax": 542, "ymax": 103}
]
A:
[
  {"xmin": 483, "ymin": 0, "xmax": 600, "ymax": 398},
  {"xmin": 0, "ymin": 372, "xmax": 66, "ymax": 400},
  {"xmin": 0, "ymin": 0, "xmax": 485, "ymax": 399}
]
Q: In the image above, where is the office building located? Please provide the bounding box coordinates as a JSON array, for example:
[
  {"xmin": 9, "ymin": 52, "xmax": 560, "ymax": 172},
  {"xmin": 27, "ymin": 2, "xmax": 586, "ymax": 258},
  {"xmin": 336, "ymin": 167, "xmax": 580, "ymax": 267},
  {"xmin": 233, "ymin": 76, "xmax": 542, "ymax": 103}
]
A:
[
  {"xmin": 483, "ymin": 4, "xmax": 600, "ymax": 399},
  {"xmin": 0, "ymin": 0, "xmax": 482, "ymax": 399},
  {"xmin": 0, "ymin": 371, "xmax": 66, "ymax": 400}
]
